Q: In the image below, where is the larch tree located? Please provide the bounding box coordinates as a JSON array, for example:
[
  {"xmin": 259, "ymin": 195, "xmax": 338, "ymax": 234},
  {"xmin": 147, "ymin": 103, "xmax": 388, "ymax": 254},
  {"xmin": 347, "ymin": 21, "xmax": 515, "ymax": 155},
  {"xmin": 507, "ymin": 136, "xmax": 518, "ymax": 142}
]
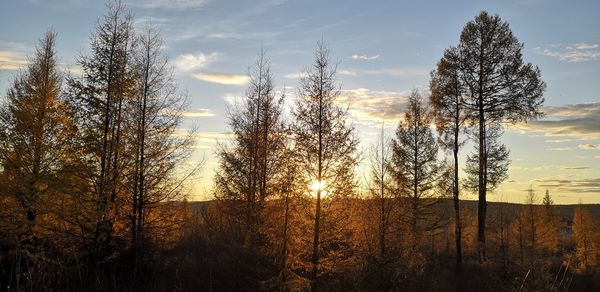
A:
[
  {"xmin": 464, "ymin": 124, "xmax": 509, "ymax": 195},
  {"xmin": 430, "ymin": 46, "xmax": 469, "ymax": 272},
  {"xmin": 126, "ymin": 23, "xmax": 196, "ymax": 272},
  {"xmin": 452, "ymin": 11, "xmax": 545, "ymax": 262},
  {"xmin": 64, "ymin": 0, "xmax": 135, "ymax": 262},
  {"xmin": 388, "ymin": 90, "xmax": 441, "ymax": 254},
  {"xmin": 368, "ymin": 122, "xmax": 392, "ymax": 259},
  {"xmin": 573, "ymin": 204, "xmax": 598, "ymax": 274},
  {"xmin": 214, "ymin": 48, "xmax": 287, "ymax": 248},
  {"xmin": 291, "ymin": 40, "xmax": 359, "ymax": 291},
  {"xmin": 524, "ymin": 186, "xmax": 538, "ymax": 264},
  {"xmin": 539, "ymin": 190, "xmax": 559, "ymax": 253},
  {"xmin": 0, "ymin": 29, "xmax": 69, "ymax": 245}
]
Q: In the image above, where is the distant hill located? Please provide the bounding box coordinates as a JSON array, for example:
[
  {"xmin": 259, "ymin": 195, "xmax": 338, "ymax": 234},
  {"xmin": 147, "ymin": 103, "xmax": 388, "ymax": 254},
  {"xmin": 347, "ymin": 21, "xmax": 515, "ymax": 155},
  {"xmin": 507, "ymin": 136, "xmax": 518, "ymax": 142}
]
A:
[
  {"xmin": 459, "ymin": 200, "xmax": 600, "ymax": 222},
  {"xmin": 187, "ymin": 199, "xmax": 600, "ymax": 222}
]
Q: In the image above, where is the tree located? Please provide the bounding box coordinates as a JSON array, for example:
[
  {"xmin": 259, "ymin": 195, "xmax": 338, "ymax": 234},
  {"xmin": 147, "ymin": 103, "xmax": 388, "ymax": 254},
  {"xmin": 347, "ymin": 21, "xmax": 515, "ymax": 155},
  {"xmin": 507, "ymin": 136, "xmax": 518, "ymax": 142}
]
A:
[
  {"xmin": 464, "ymin": 124, "xmax": 509, "ymax": 195},
  {"xmin": 291, "ymin": 40, "xmax": 359, "ymax": 291},
  {"xmin": 542, "ymin": 190, "xmax": 553, "ymax": 207},
  {"xmin": 524, "ymin": 186, "xmax": 538, "ymax": 264},
  {"xmin": 0, "ymin": 29, "xmax": 71, "ymax": 288},
  {"xmin": 573, "ymin": 204, "xmax": 598, "ymax": 274},
  {"xmin": 430, "ymin": 46, "xmax": 469, "ymax": 272},
  {"xmin": 538, "ymin": 190, "xmax": 559, "ymax": 253},
  {"xmin": 369, "ymin": 122, "xmax": 392, "ymax": 259},
  {"xmin": 64, "ymin": 0, "xmax": 135, "ymax": 262},
  {"xmin": 452, "ymin": 11, "xmax": 546, "ymax": 262},
  {"xmin": 388, "ymin": 90, "xmax": 441, "ymax": 253},
  {"xmin": 0, "ymin": 29, "xmax": 68, "ymax": 240},
  {"xmin": 214, "ymin": 48, "xmax": 287, "ymax": 247},
  {"xmin": 126, "ymin": 23, "xmax": 196, "ymax": 273}
]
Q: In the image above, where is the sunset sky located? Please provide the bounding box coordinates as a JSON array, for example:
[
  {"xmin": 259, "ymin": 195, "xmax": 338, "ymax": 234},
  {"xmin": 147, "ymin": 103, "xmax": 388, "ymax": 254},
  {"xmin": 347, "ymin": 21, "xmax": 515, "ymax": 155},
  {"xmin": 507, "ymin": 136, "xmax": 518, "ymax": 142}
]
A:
[{"xmin": 1, "ymin": 0, "xmax": 599, "ymax": 204}]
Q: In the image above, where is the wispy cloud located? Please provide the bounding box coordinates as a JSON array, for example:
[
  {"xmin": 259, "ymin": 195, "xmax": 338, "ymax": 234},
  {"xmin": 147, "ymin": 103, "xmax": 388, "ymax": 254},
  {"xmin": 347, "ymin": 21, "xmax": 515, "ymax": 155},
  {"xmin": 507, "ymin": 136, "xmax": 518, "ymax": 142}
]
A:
[
  {"xmin": 60, "ymin": 64, "xmax": 84, "ymax": 75},
  {"xmin": 512, "ymin": 102, "xmax": 600, "ymax": 138},
  {"xmin": 351, "ymin": 54, "xmax": 379, "ymax": 61},
  {"xmin": 338, "ymin": 69, "xmax": 357, "ymax": 76},
  {"xmin": 196, "ymin": 131, "xmax": 234, "ymax": 144},
  {"xmin": 27, "ymin": 0, "xmax": 90, "ymax": 8},
  {"xmin": 173, "ymin": 52, "xmax": 218, "ymax": 73},
  {"xmin": 337, "ymin": 88, "xmax": 411, "ymax": 126},
  {"xmin": 136, "ymin": 0, "xmax": 212, "ymax": 9},
  {"xmin": 192, "ymin": 72, "xmax": 249, "ymax": 85},
  {"xmin": 545, "ymin": 139, "xmax": 572, "ymax": 143},
  {"xmin": 135, "ymin": 16, "xmax": 171, "ymax": 28},
  {"xmin": 288, "ymin": 67, "xmax": 427, "ymax": 79},
  {"xmin": 532, "ymin": 176, "xmax": 600, "ymax": 193},
  {"xmin": 284, "ymin": 72, "xmax": 303, "ymax": 79},
  {"xmin": 579, "ymin": 144, "xmax": 600, "ymax": 150},
  {"xmin": 546, "ymin": 147, "xmax": 574, "ymax": 151},
  {"xmin": 164, "ymin": 0, "xmax": 286, "ymax": 42},
  {"xmin": 182, "ymin": 108, "xmax": 216, "ymax": 118},
  {"xmin": 285, "ymin": 69, "xmax": 356, "ymax": 79},
  {"xmin": 0, "ymin": 51, "xmax": 28, "ymax": 70},
  {"xmin": 362, "ymin": 67, "xmax": 428, "ymax": 77},
  {"xmin": 534, "ymin": 43, "xmax": 600, "ymax": 62}
]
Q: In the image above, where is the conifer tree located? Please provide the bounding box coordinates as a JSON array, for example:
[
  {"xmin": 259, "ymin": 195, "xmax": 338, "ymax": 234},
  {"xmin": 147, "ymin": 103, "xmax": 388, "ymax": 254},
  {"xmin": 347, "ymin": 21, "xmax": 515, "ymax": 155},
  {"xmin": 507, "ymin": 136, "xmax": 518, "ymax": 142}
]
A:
[{"xmin": 291, "ymin": 40, "xmax": 359, "ymax": 291}]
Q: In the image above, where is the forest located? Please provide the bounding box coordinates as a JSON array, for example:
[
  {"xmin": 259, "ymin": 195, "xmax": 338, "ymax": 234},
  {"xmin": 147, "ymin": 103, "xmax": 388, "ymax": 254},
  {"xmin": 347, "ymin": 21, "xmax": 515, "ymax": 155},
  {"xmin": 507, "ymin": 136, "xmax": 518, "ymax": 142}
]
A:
[{"xmin": 0, "ymin": 1, "xmax": 599, "ymax": 291}]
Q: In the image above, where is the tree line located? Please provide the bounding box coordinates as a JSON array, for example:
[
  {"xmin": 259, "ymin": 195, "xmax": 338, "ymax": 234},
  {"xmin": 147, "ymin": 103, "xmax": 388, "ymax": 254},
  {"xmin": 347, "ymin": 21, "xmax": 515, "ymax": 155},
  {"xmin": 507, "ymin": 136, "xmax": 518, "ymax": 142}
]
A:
[{"xmin": 0, "ymin": 1, "xmax": 598, "ymax": 291}]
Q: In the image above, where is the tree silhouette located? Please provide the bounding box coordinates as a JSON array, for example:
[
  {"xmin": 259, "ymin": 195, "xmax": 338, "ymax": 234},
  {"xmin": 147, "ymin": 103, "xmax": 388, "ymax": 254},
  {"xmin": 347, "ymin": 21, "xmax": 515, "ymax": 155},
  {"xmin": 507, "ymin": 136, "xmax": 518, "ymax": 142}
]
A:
[
  {"xmin": 448, "ymin": 11, "xmax": 545, "ymax": 262},
  {"xmin": 291, "ymin": 40, "xmax": 359, "ymax": 291},
  {"xmin": 0, "ymin": 29, "xmax": 68, "ymax": 239},
  {"xmin": 65, "ymin": 0, "xmax": 135, "ymax": 262},
  {"xmin": 214, "ymin": 48, "xmax": 287, "ymax": 249},
  {"xmin": 127, "ymin": 23, "xmax": 195, "ymax": 274},
  {"xmin": 430, "ymin": 46, "xmax": 469, "ymax": 272},
  {"xmin": 388, "ymin": 90, "xmax": 441, "ymax": 253}
]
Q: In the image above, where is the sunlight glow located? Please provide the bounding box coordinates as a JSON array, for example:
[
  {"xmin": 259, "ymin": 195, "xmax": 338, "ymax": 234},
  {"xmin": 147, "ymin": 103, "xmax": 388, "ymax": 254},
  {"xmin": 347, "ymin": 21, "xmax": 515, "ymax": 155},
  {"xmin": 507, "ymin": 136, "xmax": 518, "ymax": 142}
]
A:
[{"xmin": 310, "ymin": 180, "xmax": 327, "ymax": 196}]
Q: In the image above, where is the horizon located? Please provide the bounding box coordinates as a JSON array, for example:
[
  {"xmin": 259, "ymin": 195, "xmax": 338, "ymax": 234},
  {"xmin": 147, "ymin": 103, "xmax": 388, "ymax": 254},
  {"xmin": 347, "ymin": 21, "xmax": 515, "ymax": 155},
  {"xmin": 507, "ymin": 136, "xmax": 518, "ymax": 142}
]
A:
[{"xmin": 1, "ymin": 0, "xmax": 599, "ymax": 204}]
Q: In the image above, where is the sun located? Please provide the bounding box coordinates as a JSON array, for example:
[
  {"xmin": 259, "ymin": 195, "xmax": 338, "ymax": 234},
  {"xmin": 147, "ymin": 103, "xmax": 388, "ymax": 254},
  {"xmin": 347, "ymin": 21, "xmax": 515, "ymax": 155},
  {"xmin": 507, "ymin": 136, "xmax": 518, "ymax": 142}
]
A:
[{"xmin": 310, "ymin": 180, "xmax": 327, "ymax": 196}]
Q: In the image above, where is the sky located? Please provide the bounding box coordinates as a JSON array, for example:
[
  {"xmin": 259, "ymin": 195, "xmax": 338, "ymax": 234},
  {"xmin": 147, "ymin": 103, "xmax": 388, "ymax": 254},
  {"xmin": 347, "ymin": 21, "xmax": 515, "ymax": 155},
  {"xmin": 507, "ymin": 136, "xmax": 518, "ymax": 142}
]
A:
[{"xmin": 1, "ymin": 0, "xmax": 599, "ymax": 204}]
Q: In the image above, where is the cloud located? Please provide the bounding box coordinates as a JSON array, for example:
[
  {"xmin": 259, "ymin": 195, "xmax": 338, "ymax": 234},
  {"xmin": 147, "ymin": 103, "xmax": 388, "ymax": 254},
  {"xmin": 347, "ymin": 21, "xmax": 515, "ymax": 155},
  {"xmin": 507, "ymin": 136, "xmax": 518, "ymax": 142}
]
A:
[
  {"xmin": 284, "ymin": 72, "xmax": 303, "ymax": 79},
  {"xmin": 135, "ymin": 16, "xmax": 171, "ymax": 28},
  {"xmin": 546, "ymin": 147, "xmax": 573, "ymax": 151},
  {"xmin": 221, "ymin": 93, "xmax": 241, "ymax": 106},
  {"xmin": 57, "ymin": 63, "xmax": 84, "ymax": 75},
  {"xmin": 192, "ymin": 72, "xmax": 249, "ymax": 85},
  {"xmin": 532, "ymin": 177, "xmax": 600, "ymax": 193},
  {"xmin": 362, "ymin": 67, "xmax": 428, "ymax": 77},
  {"xmin": 338, "ymin": 69, "xmax": 357, "ymax": 76},
  {"xmin": 579, "ymin": 144, "xmax": 600, "ymax": 150},
  {"xmin": 534, "ymin": 43, "xmax": 600, "ymax": 62},
  {"xmin": 575, "ymin": 43, "xmax": 599, "ymax": 50},
  {"xmin": 27, "ymin": 0, "xmax": 90, "ymax": 8},
  {"xmin": 337, "ymin": 88, "xmax": 410, "ymax": 126},
  {"xmin": 137, "ymin": 0, "xmax": 212, "ymax": 9},
  {"xmin": 512, "ymin": 102, "xmax": 600, "ymax": 138},
  {"xmin": 351, "ymin": 54, "xmax": 380, "ymax": 61},
  {"xmin": 173, "ymin": 52, "xmax": 218, "ymax": 73},
  {"xmin": 191, "ymin": 131, "xmax": 235, "ymax": 149},
  {"xmin": 182, "ymin": 108, "xmax": 216, "ymax": 118},
  {"xmin": 0, "ymin": 51, "xmax": 28, "ymax": 70},
  {"xmin": 511, "ymin": 164, "xmax": 590, "ymax": 171},
  {"xmin": 545, "ymin": 139, "xmax": 572, "ymax": 143},
  {"xmin": 563, "ymin": 166, "xmax": 591, "ymax": 170}
]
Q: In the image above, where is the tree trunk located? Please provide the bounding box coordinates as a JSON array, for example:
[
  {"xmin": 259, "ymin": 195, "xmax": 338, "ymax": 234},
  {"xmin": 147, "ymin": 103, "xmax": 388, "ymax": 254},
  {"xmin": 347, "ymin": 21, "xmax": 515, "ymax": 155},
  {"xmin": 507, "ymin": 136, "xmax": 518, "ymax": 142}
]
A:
[
  {"xmin": 311, "ymin": 67, "xmax": 324, "ymax": 292},
  {"xmin": 477, "ymin": 101, "xmax": 487, "ymax": 264},
  {"xmin": 379, "ymin": 124, "xmax": 386, "ymax": 259},
  {"xmin": 453, "ymin": 144, "xmax": 462, "ymax": 272}
]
